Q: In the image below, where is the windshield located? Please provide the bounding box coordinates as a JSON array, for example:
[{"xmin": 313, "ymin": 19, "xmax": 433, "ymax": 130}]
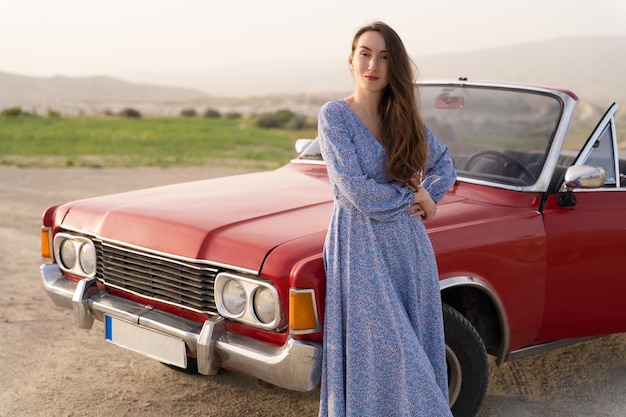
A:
[
  {"xmin": 421, "ymin": 85, "xmax": 562, "ymax": 186},
  {"xmin": 298, "ymin": 84, "xmax": 563, "ymax": 186}
]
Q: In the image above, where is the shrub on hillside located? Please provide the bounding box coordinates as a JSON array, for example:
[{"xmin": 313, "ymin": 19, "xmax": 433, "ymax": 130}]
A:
[
  {"xmin": 47, "ymin": 108, "xmax": 61, "ymax": 118},
  {"xmin": 224, "ymin": 111, "xmax": 242, "ymax": 119},
  {"xmin": 255, "ymin": 109, "xmax": 308, "ymax": 129},
  {"xmin": 256, "ymin": 113, "xmax": 282, "ymax": 128},
  {"xmin": 180, "ymin": 108, "xmax": 197, "ymax": 117},
  {"xmin": 275, "ymin": 109, "xmax": 297, "ymax": 124},
  {"xmin": 283, "ymin": 114, "xmax": 307, "ymax": 129},
  {"xmin": 1, "ymin": 107, "xmax": 25, "ymax": 117},
  {"xmin": 119, "ymin": 108, "xmax": 142, "ymax": 118},
  {"xmin": 203, "ymin": 109, "xmax": 221, "ymax": 118}
]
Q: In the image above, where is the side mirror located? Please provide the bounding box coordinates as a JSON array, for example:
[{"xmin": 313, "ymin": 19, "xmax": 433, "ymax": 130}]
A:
[
  {"xmin": 558, "ymin": 165, "xmax": 606, "ymax": 207},
  {"xmin": 564, "ymin": 165, "xmax": 606, "ymax": 190},
  {"xmin": 295, "ymin": 138, "xmax": 313, "ymax": 154}
]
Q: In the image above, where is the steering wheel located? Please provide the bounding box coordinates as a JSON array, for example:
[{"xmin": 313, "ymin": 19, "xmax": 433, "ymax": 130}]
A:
[{"xmin": 465, "ymin": 150, "xmax": 534, "ymax": 182}]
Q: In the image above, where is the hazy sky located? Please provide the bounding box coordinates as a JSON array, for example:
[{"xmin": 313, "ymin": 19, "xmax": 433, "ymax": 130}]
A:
[{"xmin": 1, "ymin": 0, "xmax": 625, "ymax": 95}]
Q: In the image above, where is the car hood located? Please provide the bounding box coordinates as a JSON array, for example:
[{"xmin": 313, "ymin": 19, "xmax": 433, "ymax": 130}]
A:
[{"xmin": 59, "ymin": 165, "xmax": 334, "ymax": 272}]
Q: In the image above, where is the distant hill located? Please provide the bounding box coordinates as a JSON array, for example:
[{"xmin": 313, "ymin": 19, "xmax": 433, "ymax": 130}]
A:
[
  {"xmin": 415, "ymin": 36, "xmax": 626, "ymax": 107},
  {"xmin": 0, "ymin": 36, "xmax": 624, "ymax": 116},
  {"xmin": 0, "ymin": 72, "xmax": 210, "ymax": 102},
  {"xmin": 136, "ymin": 36, "xmax": 624, "ymax": 108}
]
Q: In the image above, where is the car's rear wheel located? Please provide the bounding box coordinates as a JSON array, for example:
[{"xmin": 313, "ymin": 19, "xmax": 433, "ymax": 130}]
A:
[{"xmin": 444, "ymin": 304, "xmax": 489, "ymax": 417}]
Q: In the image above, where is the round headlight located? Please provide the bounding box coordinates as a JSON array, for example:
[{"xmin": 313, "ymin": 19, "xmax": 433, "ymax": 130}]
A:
[
  {"xmin": 222, "ymin": 279, "xmax": 246, "ymax": 316},
  {"xmin": 253, "ymin": 287, "xmax": 276, "ymax": 324},
  {"xmin": 59, "ymin": 239, "xmax": 77, "ymax": 269},
  {"xmin": 79, "ymin": 243, "xmax": 96, "ymax": 275}
]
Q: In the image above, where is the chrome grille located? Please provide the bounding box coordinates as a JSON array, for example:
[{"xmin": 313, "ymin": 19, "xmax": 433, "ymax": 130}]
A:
[{"xmin": 94, "ymin": 240, "xmax": 218, "ymax": 313}]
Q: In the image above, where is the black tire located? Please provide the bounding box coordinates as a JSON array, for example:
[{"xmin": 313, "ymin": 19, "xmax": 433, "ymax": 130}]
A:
[{"xmin": 444, "ymin": 304, "xmax": 489, "ymax": 417}]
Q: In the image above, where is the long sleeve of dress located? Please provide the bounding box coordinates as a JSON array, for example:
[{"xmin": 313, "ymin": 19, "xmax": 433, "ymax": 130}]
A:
[
  {"xmin": 421, "ymin": 125, "xmax": 457, "ymax": 203},
  {"xmin": 318, "ymin": 101, "xmax": 414, "ymax": 222}
]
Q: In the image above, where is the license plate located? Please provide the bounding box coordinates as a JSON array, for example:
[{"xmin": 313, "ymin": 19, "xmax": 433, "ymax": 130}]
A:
[{"xmin": 105, "ymin": 315, "xmax": 187, "ymax": 368}]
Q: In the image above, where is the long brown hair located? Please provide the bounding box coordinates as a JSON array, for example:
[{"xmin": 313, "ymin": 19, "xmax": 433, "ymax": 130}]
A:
[{"xmin": 351, "ymin": 21, "xmax": 427, "ymax": 187}]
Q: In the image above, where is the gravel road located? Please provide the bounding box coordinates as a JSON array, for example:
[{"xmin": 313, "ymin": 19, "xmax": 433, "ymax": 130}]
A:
[{"xmin": 1, "ymin": 166, "xmax": 625, "ymax": 417}]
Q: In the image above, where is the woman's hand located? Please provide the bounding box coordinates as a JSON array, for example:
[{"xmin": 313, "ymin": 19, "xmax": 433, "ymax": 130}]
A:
[{"xmin": 407, "ymin": 177, "xmax": 437, "ymax": 220}]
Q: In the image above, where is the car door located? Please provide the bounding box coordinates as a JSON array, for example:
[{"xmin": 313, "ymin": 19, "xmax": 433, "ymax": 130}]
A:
[{"xmin": 539, "ymin": 103, "xmax": 626, "ymax": 341}]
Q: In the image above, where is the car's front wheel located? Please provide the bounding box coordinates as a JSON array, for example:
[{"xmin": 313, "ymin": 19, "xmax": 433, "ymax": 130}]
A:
[{"xmin": 444, "ymin": 304, "xmax": 489, "ymax": 417}]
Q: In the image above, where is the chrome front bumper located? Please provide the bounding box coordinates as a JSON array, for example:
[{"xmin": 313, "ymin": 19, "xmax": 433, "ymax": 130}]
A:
[{"xmin": 41, "ymin": 264, "xmax": 322, "ymax": 392}]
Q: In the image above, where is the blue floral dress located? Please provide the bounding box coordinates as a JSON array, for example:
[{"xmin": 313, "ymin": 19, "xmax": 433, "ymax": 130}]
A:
[{"xmin": 317, "ymin": 100, "xmax": 457, "ymax": 417}]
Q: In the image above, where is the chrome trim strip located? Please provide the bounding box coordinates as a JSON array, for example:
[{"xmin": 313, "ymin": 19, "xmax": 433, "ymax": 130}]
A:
[
  {"xmin": 416, "ymin": 79, "xmax": 579, "ymax": 99},
  {"xmin": 507, "ymin": 336, "xmax": 599, "ymax": 362},
  {"xmin": 571, "ymin": 187, "xmax": 626, "ymax": 194},
  {"xmin": 610, "ymin": 117, "xmax": 620, "ymax": 189},
  {"xmin": 59, "ymin": 227, "xmax": 259, "ymax": 275},
  {"xmin": 41, "ymin": 264, "xmax": 321, "ymax": 391},
  {"xmin": 439, "ymin": 276, "xmax": 510, "ymax": 365},
  {"xmin": 448, "ymin": 176, "xmax": 529, "ymax": 192},
  {"xmin": 100, "ymin": 239, "xmax": 221, "ymax": 273}
]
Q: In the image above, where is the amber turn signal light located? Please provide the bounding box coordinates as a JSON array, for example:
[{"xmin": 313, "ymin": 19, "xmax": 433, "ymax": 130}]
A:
[
  {"xmin": 41, "ymin": 227, "xmax": 52, "ymax": 258},
  {"xmin": 289, "ymin": 288, "xmax": 320, "ymax": 334}
]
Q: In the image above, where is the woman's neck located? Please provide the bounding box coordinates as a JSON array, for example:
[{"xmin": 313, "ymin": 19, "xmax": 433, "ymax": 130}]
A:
[
  {"xmin": 346, "ymin": 89, "xmax": 381, "ymax": 118},
  {"xmin": 344, "ymin": 90, "xmax": 383, "ymax": 141}
]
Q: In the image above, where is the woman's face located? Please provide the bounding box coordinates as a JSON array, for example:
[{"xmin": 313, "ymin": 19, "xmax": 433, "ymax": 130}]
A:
[{"xmin": 349, "ymin": 30, "xmax": 389, "ymax": 93}]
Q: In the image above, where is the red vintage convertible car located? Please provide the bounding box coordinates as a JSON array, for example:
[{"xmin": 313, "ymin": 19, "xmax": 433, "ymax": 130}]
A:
[{"xmin": 41, "ymin": 80, "xmax": 624, "ymax": 417}]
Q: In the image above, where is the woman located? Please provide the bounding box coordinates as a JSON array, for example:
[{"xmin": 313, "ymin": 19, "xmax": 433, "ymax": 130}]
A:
[{"xmin": 317, "ymin": 21, "xmax": 457, "ymax": 417}]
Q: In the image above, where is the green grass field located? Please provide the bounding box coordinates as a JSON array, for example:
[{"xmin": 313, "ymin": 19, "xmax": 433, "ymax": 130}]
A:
[
  {"xmin": 1, "ymin": 114, "xmax": 623, "ymax": 169},
  {"xmin": 0, "ymin": 116, "xmax": 318, "ymax": 169}
]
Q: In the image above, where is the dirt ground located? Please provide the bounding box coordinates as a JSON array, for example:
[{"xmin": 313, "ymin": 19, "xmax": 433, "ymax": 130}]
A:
[{"xmin": 1, "ymin": 166, "xmax": 626, "ymax": 417}]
